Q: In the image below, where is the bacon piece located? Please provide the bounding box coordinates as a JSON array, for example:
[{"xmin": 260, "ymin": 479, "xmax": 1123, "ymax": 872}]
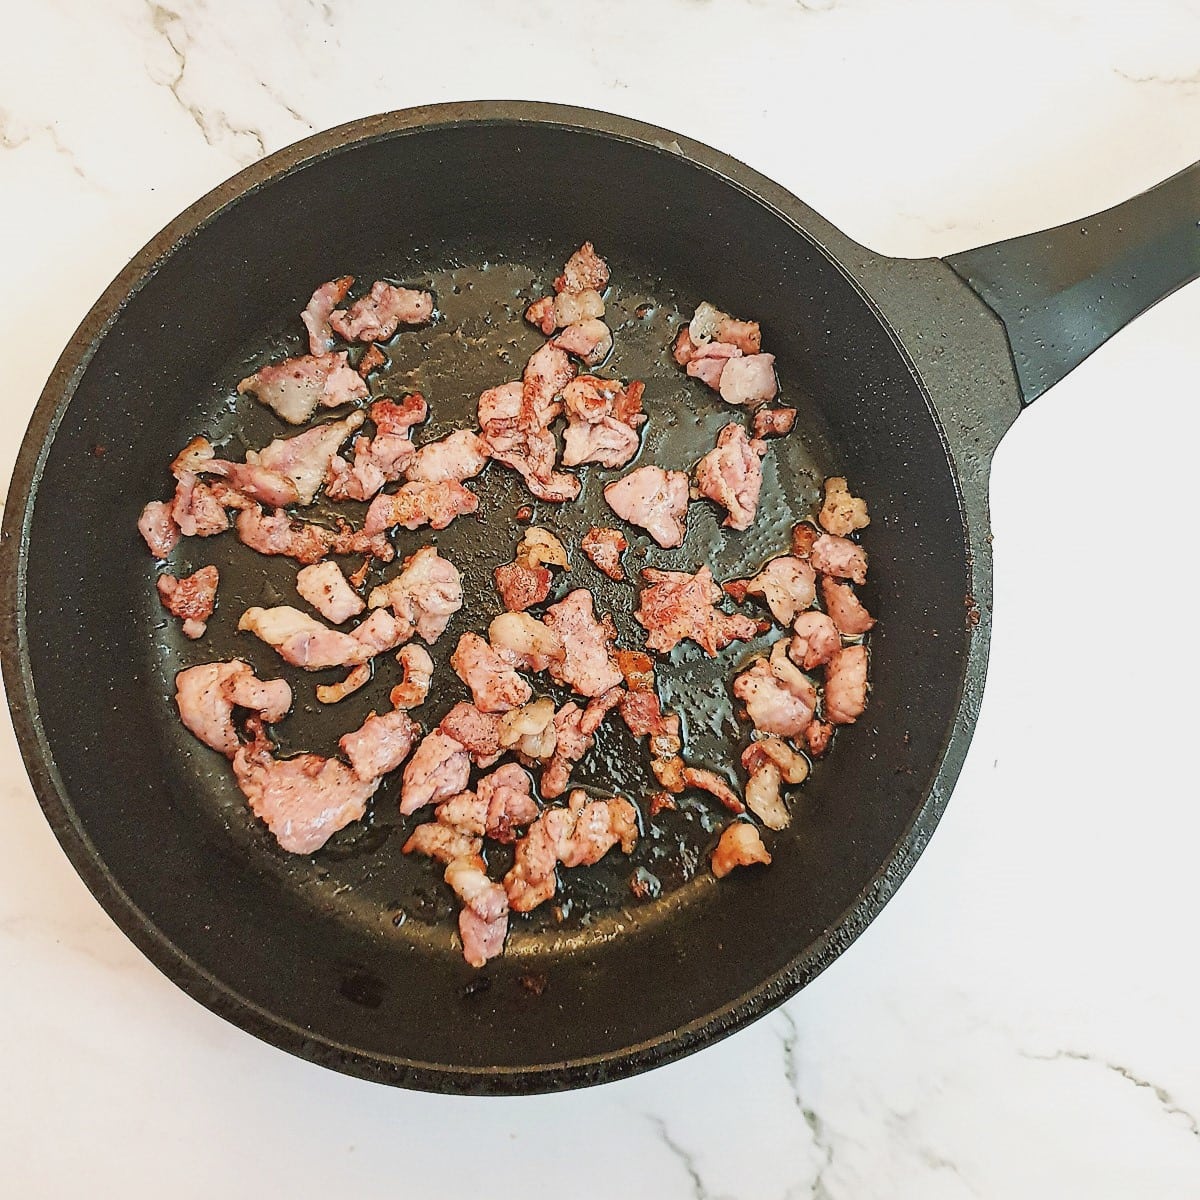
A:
[
  {"xmin": 603, "ymin": 466, "xmax": 689, "ymax": 548},
  {"xmin": 543, "ymin": 589, "xmax": 622, "ymax": 697},
  {"xmin": 615, "ymin": 649, "xmax": 656, "ymax": 695},
  {"xmin": 405, "ymin": 430, "xmax": 489, "ymax": 484},
  {"xmin": 580, "ymin": 526, "xmax": 627, "ymax": 580},
  {"xmin": 234, "ymin": 507, "xmax": 334, "ymax": 565},
  {"xmin": 540, "ymin": 704, "xmax": 591, "ymax": 799},
  {"xmin": 488, "ymin": 612, "xmax": 565, "ymax": 674},
  {"xmin": 811, "ymin": 533, "xmax": 868, "ymax": 586},
  {"xmin": 553, "ymin": 288, "xmax": 605, "ymax": 328},
  {"xmin": 301, "ymin": 275, "xmax": 354, "ymax": 356},
  {"xmin": 326, "ymin": 395, "xmax": 427, "ymax": 500},
  {"xmin": 233, "ymin": 724, "xmax": 378, "ymax": 854},
  {"xmin": 400, "ymin": 729, "xmax": 472, "ymax": 815},
  {"xmin": 338, "ymin": 708, "xmax": 420, "ymax": 782},
  {"xmin": 716, "ymin": 317, "xmax": 762, "ymax": 355},
  {"xmin": 368, "ymin": 546, "xmax": 463, "ymax": 644},
  {"xmin": 719, "ymin": 354, "xmax": 778, "ymax": 408},
  {"xmin": 711, "ymin": 822, "xmax": 771, "ymax": 878},
  {"xmin": 237, "ymin": 352, "xmax": 368, "ymax": 425},
  {"xmin": 741, "ymin": 737, "xmax": 809, "ymax": 830},
  {"xmin": 819, "ymin": 476, "xmax": 870, "ymax": 537},
  {"xmin": 237, "ymin": 605, "xmax": 406, "ymax": 669},
  {"xmin": 494, "ymin": 560, "xmax": 551, "ymax": 612},
  {"xmin": 403, "ymin": 822, "xmax": 482, "ymax": 865},
  {"xmin": 525, "ymin": 295, "xmax": 557, "ymax": 335},
  {"xmin": 694, "ymin": 423, "xmax": 767, "ymax": 531},
  {"xmin": 362, "ymin": 481, "xmax": 478, "ymax": 533},
  {"xmin": 673, "ymin": 326, "xmax": 698, "ymax": 365},
  {"xmin": 680, "ymin": 768, "xmax": 744, "ymax": 814},
  {"xmin": 686, "ymin": 341, "xmax": 742, "ymax": 389},
  {"xmin": 477, "ymin": 380, "xmax": 523, "ymax": 427},
  {"xmin": 138, "ymin": 500, "xmax": 181, "ymax": 557},
  {"xmin": 445, "ymin": 856, "xmax": 510, "ymax": 968},
  {"xmin": 329, "ymin": 280, "xmax": 434, "ymax": 342},
  {"xmin": 174, "ymin": 660, "xmax": 292, "ymax": 758},
  {"xmin": 241, "ymin": 412, "xmax": 366, "ymax": 505},
  {"xmin": 789, "ymin": 610, "xmax": 841, "ymax": 670},
  {"xmin": 821, "ymin": 577, "xmax": 876, "ymax": 636},
  {"xmin": 554, "ymin": 243, "xmax": 610, "ymax": 294},
  {"xmin": 551, "ymin": 319, "xmax": 612, "ymax": 367},
  {"xmin": 357, "ymin": 344, "xmax": 386, "ymax": 377},
  {"xmin": 824, "ymin": 644, "xmax": 869, "ymax": 725},
  {"xmin": 728, "ymin": 556, "xmax": 817, "ymax": 625},
  {"xmin": 791, "ymin": 522, "xmax": 819, "ymax": 559},
  {"xmin": 315, "ymin": 663, "xmax": 371, "ymax": 705},
  {"xmin": 186, "ymin": 443, "xmax": 299, "ymax": 508},
  {"xmin": 156, "ymin": 565, "xmax": 218, "ymax": 639},
  {"xmin": 558, "ymin": 790, "xmax": 638, "ymax": 868},
  {"xmin": 635, "ymin": 565, "xmax": 759, "ymax": 655},
  {"xmin": 561, "ymin": 375, "xmax": 645, "ymax": 468},
  {"xmin": 743, "ymin": 736, "xmax": 811, "ymax": 784},
  {"xmin": 439, "ymin": 703, "xmax": 503, "ymax": 768},
  {"xmin": 733, "ymin": 641, "xmax": 816, "ymax": 739},
  {"xmin": 390, "ymin": 644, "xmax": 434, "ymax": 709},
  {"xmin": 171, "ymin": 473, "xmax": 229, "ymax": 538},
  {"xmin": 450, "ymin": 632, "xmax": 533, "ymax": 713},
  {"xmin": 295, "ymin": 561, "xmax": 364, "ymax": 624},
  {"xmin": 806, "ymin": 720, "xmax": 833, "ymax": 758},
  {"xmin": 324, "ymin": 441, "xmax": 388, "ymax": 502},
  {"xmin": 440, "ymin": 764, "xmax": 539, "ymax": 842},
  {"xmin": 522, "ymin": 343, "xmax": 575, "ymax": 425},
  {"xmin": 753, "ymin": 407, "xmax": 796, "ymax": 439},
  {"xmin": 498, "ymin": 697, "xmax": 558, "ymax": 761},
  {"xmin": 329, "ymin": 522, "xmax": 395, "ymax": 562}
]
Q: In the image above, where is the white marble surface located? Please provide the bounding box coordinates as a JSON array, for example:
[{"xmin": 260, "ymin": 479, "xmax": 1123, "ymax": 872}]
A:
[{"xmin": 2, "ymin": 1, "xmax": 1199, "ymax": 1196}]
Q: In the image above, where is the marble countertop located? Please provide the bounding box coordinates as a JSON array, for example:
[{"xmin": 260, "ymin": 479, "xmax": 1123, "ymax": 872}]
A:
[{"xmin": 2, "ymin": 2, "xmax": 1198, "ymax": 1196}]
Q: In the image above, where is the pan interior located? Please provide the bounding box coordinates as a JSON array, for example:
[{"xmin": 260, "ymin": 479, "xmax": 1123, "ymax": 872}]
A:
[{"xmin": 20, "ymin": 121, "xmax": 970, "ymax": 1079}]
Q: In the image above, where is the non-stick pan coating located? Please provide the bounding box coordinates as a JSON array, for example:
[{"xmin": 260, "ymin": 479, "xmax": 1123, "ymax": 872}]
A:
[{"xmin": 14, "ymin": 118, "xmax": 971, "ymax": 1089}]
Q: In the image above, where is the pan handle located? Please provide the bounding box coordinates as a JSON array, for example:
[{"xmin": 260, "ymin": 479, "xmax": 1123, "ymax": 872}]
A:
[{"xmin": 945, "ymin": 161, "xmax": 1199, "ymax": 405}]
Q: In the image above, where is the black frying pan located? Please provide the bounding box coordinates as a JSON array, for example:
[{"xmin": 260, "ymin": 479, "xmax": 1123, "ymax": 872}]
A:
[{"xmin": 2, "ymin": 103, "xmax": 1196, "ymax": 1094}]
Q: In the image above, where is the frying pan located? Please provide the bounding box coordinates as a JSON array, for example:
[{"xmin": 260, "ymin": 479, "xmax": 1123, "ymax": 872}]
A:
[{"xmin": 2, "ymin": 103, "xmax": 1196, "ymax": 1095}]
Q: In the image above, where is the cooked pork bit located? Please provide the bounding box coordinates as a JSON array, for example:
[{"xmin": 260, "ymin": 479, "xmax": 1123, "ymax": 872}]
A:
[
  {"xmin": 402, "ymin": 822, "xmax": 483, "ymax": 864},
  {"xmin": 719, "ymin": 354, "xmax": 778, "ymax": 408},
  {"xmin": 301, "ymin": 275, "xmax": 354, "ymax": 355},
  {"xmin": 741, "ymin": 738, "xmax": 808, "ymax": 830},
  {"xmin": 791, "ymin": 522, "xmax": 819, "ymax": 559},
  {"xmin": 400, "ymin": 729, "xmax": 472, "ymax": 815},
  {"xmin": 694, "ymin": 423, "xmax": 768, "ymax": 532},
  {"xmin": 483, "ymin": 418, "xmax": 558, "ymax": 486},
  {"xmin": 339, "ymin": 708, "xmax": 420, "ymax": 781},
  {"xmin": 171, "ymin": 473, "xmax": 229, "ymax": 538},
  {"xmin": 348, "ymin": 558, "xmax": 371, "ymax": 589},
  {"xmin": 362, "ymin": 480, "xmax": 479, "ymax": 534},
  {"xmin": 680, "ymin": 767, "xmax": 744, "ymax": 814},
  {"xmin": 405, "ymin": 429, "xmax": 490, "ymax": 484},
  {"xmin": 824, "ymin": 644, "xmax": 869, "ymax": 725},
  {"xmin": 439, "ymin": 702, "xmax": 503, "ymax": 767},
  {"xmin": 789, "ymin": 610, "xmax": 841, "ymax": 670},
  {"xmin": 488, "ymin": 612, "xmax": 566, "ymax": 674},
  {"xmin": 373, "ymin": 393, "xmax": 429, "ymax": 436},
  {"xmin": 540, "ymin": 704, "xmax": 592, "ymax": 799},
  {"xmin": 238, "ymin": 605, "xmax": 405, "ymax": 670},
  {"xmin": 499, "ymin": 697, "xmax": 559, "ymax": 761},
  {"xmin": 494, "ymin": 526, "xmax": 570, "ymax": 612},
  {"xmin": 811, "ymin": 533, "xmax": 868, "ymax": 586},
  {"xmin": 174, "ymin": 660, "xmax": 292, "ymax": 757},
  {"xmin": 524, "ymin": 295, "xmax": 557, "ymax": 335},
  {"xmin": 554, "ymin": 242, "xmax": 610, "ymax": 294},
  {"xmin": 805, "ymin": 720, "xmax": 833, "ymax": 758},
  {"xmin": 672, "ymin": 327, "xmax": 698, "ymax": 365},
  {"xmin": 156, "ymin": 565, "xmax": 218, "ymax": 639},
  {"xmin": 328, "ymin": 523, "xmax": 395, "ymax": 562},
  {"xmin": 753, "ymin": 407, "xmax": 796, "ymax": 439},
  {"xmin": 688, "ymin": 301, "xmax": 725, "ymax": 344},
  {"xmin": 170, "ymin": 436, "xmax": 216, "ymax": 476},
  {"xmin": 551, "ymin": 319, "xmax": 613, "ymax": 367},
  {"xmin": 711, "ymin": 822, "xmax": 772, "ymax": 878},
  {"xmin": 716, "ymin": 316, "xmax": 762, "ymax": 355},
  {"xmin": 618, "ymin": 689, "xmax": 671, "ymax": 739},
  {"xmin": 523, "ymin": 468, "xmax": 582, "ymax": 503},
  {"xmin": 543, "ymin": 589, "xmax": 623, "ymax": 697},
  {"xmin": 580, "ymin": 526, "xmax": 627, "ymax": 580},
  {"xmin": 561, "ymin": 375, "xmax": 646, "ymax": 468},
  {"xmin": 477, "ymin": 380, "xmax": 523, "ymax": 427},
  {"xmin": 742, "ymin": 736, "xmax": 810, "ymax": 784},
  {"xmin": 603, "ymin": 466, "xmax": 689, "ymax": 549},
  {"xmin": 368, "ymin": 545, "xmax": 463, "ymax": 644},
  {"xmin": 390, "ymin": 644, "xmax": 434, "ymax": 709},
  {"xmin": 192, "ymin": 452, "xmax": 299, "ymax": 508},
  {"xmin": 237, "ymin": 352, "xmax": 368, "ymax": 425},
  {"xmin": 450, "ymin": 632, "xmax": 533, "ymax": 713},
  {"xmin": 581, "ymin": 686, "xmax": 624, "ymax": 735},
  {"xmin": 733, "ymin": 641, "xmax": 817, "ymax": 739},
  {"xmin": 615, "ymin": 649, "xmax": 656, "ymax": 695},
  {"xmin": 518, "ymin": 527, "xmax": 570, "ymax": 569},
  {"xmin": 635, "ymin": 565, "xmax": 760, "ymax": 655},
  {"xmin": 558, "ymin": 791, "xmax": 638, "ymax": 868},
  {"xmin": 686, "ymin": 341, "xmax": 742, "ymax": 390},
  {"xmin": 296, "ymin": 561, "xmax": 364, "ymax": 624},
  {"xmin": 325, "ymin": 440, "xmax": 390, "ymax": 502},
  {"xmin": 349, "ymin": 607, "xmax": 408, "ymax": 656},
  {"xmin": 245, "ymin": 411, "xmax": 366, "ymax": 505},
  {"xmin": 442, "ymin": 764, "xmax": 539, "ymax": 841},
  {"xmin": 357, "ymin": 344, "xmax": 386, "ymax": 377},
  {"xmin": 233, "ymin": 725, "xmax": 379, "ymax": 855},
  {"xmin": 315, "ymin": 663, "xmax": 371, "ymax": 705},
  {"xmin": 728, "ymin": 556, "xmax": 817, "ymax": 625},
  {"xmin": 649, "ymin": 792, "xmax": 678, "ymax": 816},
  {"xmin": 234, "ymin": 507, "xmax": 335, "ymax": 564},
  {"xmin": 138, "ymin": 500, "xmax": 181, "ymax": 558},
  {"xmin": 554, "ymin": 288, "xmax": 605, "ymax": 327},
  {"xmin": 821, "ymin": 577, "xmax": 876, "ymax": 636},
  {"xmin": 522, "ymin": 343, "xmax": 576, "ymax": 424},
  {"xmin": 445, "ymin": 856, "xmax": 510, "ymax": 969},
  {"xmin": 819, "ymin": 476, "xmax": 870, "ymax": 536},
  {"xmin": 329, "ymin": 280, "xmax": 434, "ymax": 342}
]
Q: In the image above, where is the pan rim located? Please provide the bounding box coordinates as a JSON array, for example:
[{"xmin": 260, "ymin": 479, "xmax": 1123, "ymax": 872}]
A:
[{"xmin": 0, "ymin": 100, "xmax": 977, "ymax": 1094}]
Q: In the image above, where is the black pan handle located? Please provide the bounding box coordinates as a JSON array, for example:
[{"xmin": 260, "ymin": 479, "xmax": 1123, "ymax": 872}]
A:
[{"xmin": 946, "ymin": 161, "xmax": 1199, "ymax": 404}]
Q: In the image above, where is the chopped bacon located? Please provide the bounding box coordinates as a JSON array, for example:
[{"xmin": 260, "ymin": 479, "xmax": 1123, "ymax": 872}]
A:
[
  {"xmin": 525, "ymin": 295, "xmax": 557, "ymax": 335},
  {"xmin": 325, "ymin": 441, "xmax": 388, "ymax": 502},
  {"xmin": 234, "ymin": 507, "xmax": 334, "ymax": 564},
  {"xmin": 373, "ymin": 394, "xmax": 429, "ymax": 436},
  {"xmin": 315, "ymin": 663, "xmax": 371, "ymax": 705},
  {"xmin": 390, "ymin": 644, "xmax": 434, "ymax": 709},
  {"xmin": 498, "ymin": 697, "xmax": 558, "ymax": 761},
  {"xmin": 727, "ymin": 556, "xmax": 817, "ymax": 625},
  {"xmin": 494, "ymin": 560, "xmax": 551, "ymax": 612},
  {"xmin": 405, "ymin": 429, "xmax": 489, "ymax": 484},
  {"xmin": 400, "ymin": 729, "xmax": 472, "ymax": 815},
  {"xmin": 301, "ymin": 275, "xmax": 354, "ymax": 355},
  {"xmin": 554, "ymin": 243, "xmax": 610, "ymax": 294},
  {"xmin": 439, "ymin": 764, "xmax": 539, "ymax": 842},
  {"xmin": 233, "ymin": 723, "xmax": 378, "ymax": 854},
  {"xmin": 329, "ymin": 280, "xmax": 434, "ymax": 342},
  {"xmin": 184, "ymin": 439, "xmax": 298, "ymax": 508},
  {"xmin": 138, "ymin": 500, "xmax": 181, "ymax": 558},
  {"xmin": 635, "ymin": 565, "xmax": 760, "ymax": 655},
  {"xmin": 561, "ymin": 375, "xmax": 645, "ymax": 468},
  {"xmin": 157, "ymin": 565, "xmax": 218, "ymax": 639},
  {"xmin": 716, "ymin": 317, "xmax": 762, "ymax": 355},
  {"xmin": 805, "ymin": 720, "xmax": 833, "ymax": 758},
  {"xmin": 603, "ymin": 466, "xmax": 689, "ymax": 548},
  {"xmin": 719, "ymin": 354, "xmax": 778, "ymax": 408},
  {"xmin": 789, "ymin": 610, "xmax": 841, "ymax": 670},
  {"xmin": 733, "ymin": 641, "xmax": 816, "ymax": 739},
  {"xmin": 237, "ymin": 604, "xmax": 406, "ymax": 669},
  {"xmin": 325, "ymin": 396, "xmax": 427, "ymax": 500},
  {"xmin": 338, "ymin": 707, "xmax": 420, "ymax": 782},
  {"xmin": 680, "ymin": 767, "xmax": 743, "ymax": 813},
  {"xmin": 295, "ymin": 561, "xmax": 364, "ymax": 624},
  {"xmin": 540, "ymin": 703, "xmax": 592, "ymax": 799},
  {"xmin": 742, "ymin": 736, "xmax": 810, "ymax": 784},
  {"xmin": 445, "ymin": 856, "xmax": 510, "ymax": 968},
  {"xmin": 811, "ymin": 533, "xmax": 868, "ymax": 586},
  {"xmin": 554, "ymin": 288, "xmax": 605, "ymax": 328},
  {"xmin": 329, "ymin": 522, "xmax": 395, "ymax": 562},
  {"xmin": 686, "ymin": 341, "xmax": 742, "ymax": 389},
  {"xmin": 580, "ymin": 526, "xmax": 627, "ymax": 580},
  {"xmin": 673, "ymin": 326, "xmax": 698, "ymax": 365},
  {"xmin": 237, "ymin": 352, "xmax": 368, "ymax": 425},
  {"xmin": 694, "ymin": 422, "xmax": 767, "ymax": 531},
  {"xmin": 742, "ymin": 737, "xmax": 808, "ymax": 829},
  {"xmin": 240, "ymin": 412, "xmax": 366, "ymax": 506},
  {"xmin": 363, "ymin": 480, "xmax": 478, "ymax": 534},
  {"xmin": 819, "ymin": 476, "xmax": 870, "ymax": 536},
  {"xmin": 522, "ymin": 343, "xmax": 576, "ymax": 425},
  {"xmin": 543, "ymin": 589, "xmax": 622, "ymax": 697},
  {"xmin": 821, "ymin": 577, "xmax": 876, "ymax": 636},
  {"xmin": 791, "ymin": 522, "xmax": 819, "ymax": 559},
  {"xmin": 403, "ymin": 822, "xmax": 482, "ymax": 864},
  {"xmin": 711, "ymin": 822, "xmax": 771, "ymax": 878},
  {"xmin": 439, "ymin": 702, "xmax": 503, "ymax": 767},
  {"xmin": 477, "ymin": 380, "xmax": 523, "ymax": 427},
  {"xmin": 174, "ymin": 660, "xmax": 292, "ymax": 758},
  {"xmin": 488, "ymin": 612, "xmax": 565, "ymax": 674},
  {"xmin": 615, "ymin": 649, "xmax": 656, "ymax": 695},
  {"xmin": 551, "ymin": 319, "xmax": 613, "ymax": 367},
  {"xmin": 753, "ymin": 407, "xmax": 796, "ymax": 439},
  {"xmin": 824, "ymin": 644, "xmax": 869, "ymax": 725},
  {"xmin": 357, "ymin": 344, "xmax": 386, "ymax": 377},
  {"xmin": 171, "ymin": 473, "xmax": 229, "ymax": 538},
  {"xmin": 649, "ymin": 792, "xmax": 677, "ymax": 816},
  {"xmin": 522, "ymin": 469, "xmax": 582, "ymax": 502},
  {"xmin": 618, "ymin": 689, "xmax": 671, "ymax": 739},
  {"xmin": 450, "ymin": 632, "xmax": 533, "ymax": 713},
  {"xmin": 368, "ymin": 546, "xmax": 463, "ymax": 643}
]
